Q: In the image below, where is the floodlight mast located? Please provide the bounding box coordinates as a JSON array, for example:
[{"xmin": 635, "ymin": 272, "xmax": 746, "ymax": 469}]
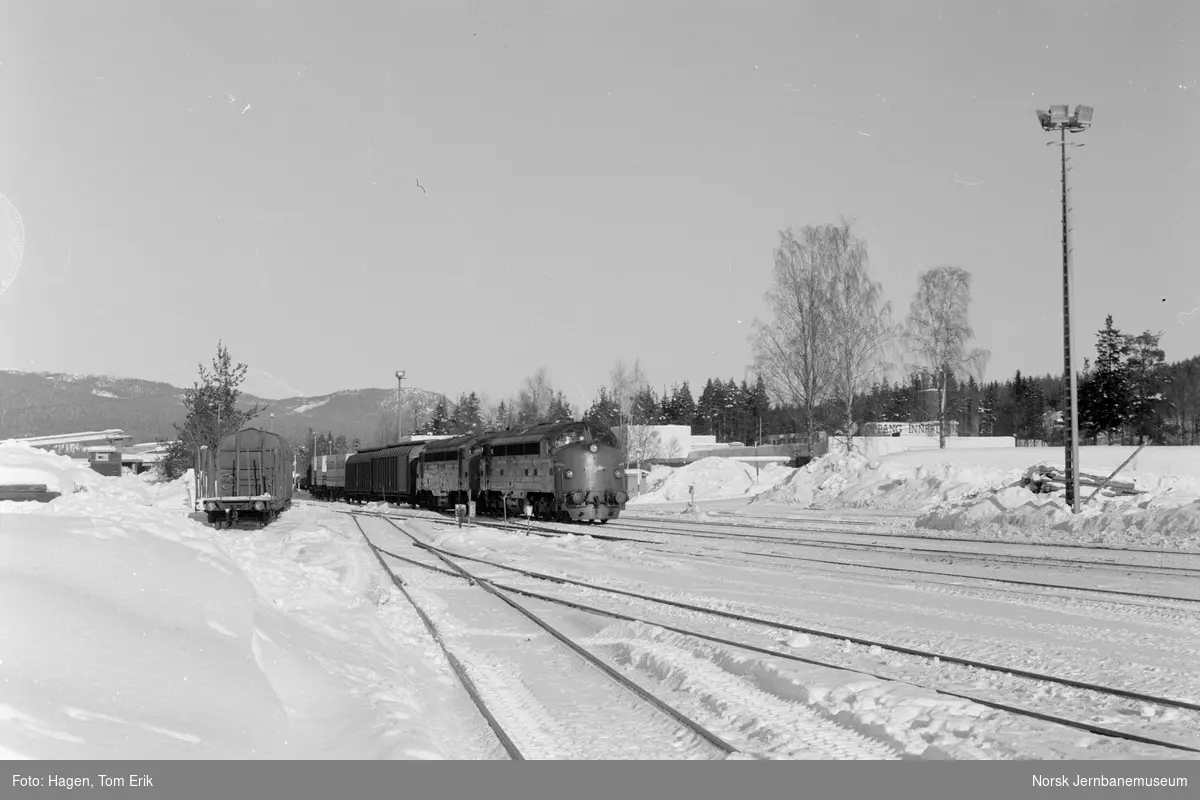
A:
[
  {"xmin": 395, "ymin": 370, "xmax": 406, "ymax": 443},
  {"xmin": 1036, "ymin": 104, "xmax": 1093, "ymax": 514}
]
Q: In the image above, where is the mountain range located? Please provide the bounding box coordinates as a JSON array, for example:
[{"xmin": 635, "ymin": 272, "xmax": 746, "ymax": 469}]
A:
[{"xmin": 0, "ymin": 370, "xmax": 443, "ymax": 447}]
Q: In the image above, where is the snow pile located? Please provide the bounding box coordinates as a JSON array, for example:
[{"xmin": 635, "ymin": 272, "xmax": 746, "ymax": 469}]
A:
[
  {"xmin": 0, "ymin": 445, "xmax": 493, "ymax": 759},
  {"xmin": 0, "ymin": 441, "xmax": 101, "ymax": 495},
  {"xmin": 752, "ymin": 453, "xmax": 875, "ymax": 507},
  {"xmin": 745, "ymin": 444, "xmax": 1200, "ymax": 547},
  {"xmin": 919, "ymin": 474, "xmax": 1200, "ymax": 549},
  {"xmin": 628, "ymin": 458, "xmax": 794, "ymax": 503},
  {"xmin": 834, "ymin": 458, "xmax": 1023, "ymax": 512}
]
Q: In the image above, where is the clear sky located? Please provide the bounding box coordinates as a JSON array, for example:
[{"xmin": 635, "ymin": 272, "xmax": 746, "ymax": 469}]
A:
[{"xmin": 1, "ymin": 1, "xmax": 1196, "ymax": 406}]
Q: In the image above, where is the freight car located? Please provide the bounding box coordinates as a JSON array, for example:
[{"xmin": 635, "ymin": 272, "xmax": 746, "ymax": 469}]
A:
[
  {"xmin": 344, "ymin": 441, "xmax": 428, "ymax": 504},
  {"xmin": 308, "ymin": 453, "xmax": 348, "ymax": 501},
  {"xmin": 196, "ymin": 427, "xmax": 294, "ymax": 528},
  {"xmin": 474, "ymin": 421, "xmax": 629, "ymax": 522}
]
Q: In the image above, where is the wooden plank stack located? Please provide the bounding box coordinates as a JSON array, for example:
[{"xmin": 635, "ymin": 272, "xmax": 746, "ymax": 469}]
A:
[{"xmin": 0, "ymin": 484, "xmax": 63, "ymax": 503}]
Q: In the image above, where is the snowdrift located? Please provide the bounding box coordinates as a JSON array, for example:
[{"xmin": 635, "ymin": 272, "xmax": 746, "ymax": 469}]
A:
[
  {"xmin": 0, "ymin": 441, "xmax": 102, "ymax": 497},
  {"xmin": 628, "ymin": 457, "xmax": 794, "ymax": 503},
  {"xmin": 0, "ymin": 445, "xmax": 492, "ymax": 759}
]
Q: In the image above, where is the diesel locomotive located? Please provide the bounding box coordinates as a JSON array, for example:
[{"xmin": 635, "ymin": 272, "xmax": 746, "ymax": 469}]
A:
[{"xmin": 310, "ymin": 420, "xmax": 629, "ymax": 523}]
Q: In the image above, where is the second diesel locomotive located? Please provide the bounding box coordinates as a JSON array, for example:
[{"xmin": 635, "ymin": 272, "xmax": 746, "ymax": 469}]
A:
[{"xmin": 312, "ymin": 420, "xmax": 629, "ymax": 522}]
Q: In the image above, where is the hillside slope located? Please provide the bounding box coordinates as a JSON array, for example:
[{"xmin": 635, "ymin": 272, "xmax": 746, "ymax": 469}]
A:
[{"xmin": 0, "ymin": 370, "xmax": 441, "ymax": 446}]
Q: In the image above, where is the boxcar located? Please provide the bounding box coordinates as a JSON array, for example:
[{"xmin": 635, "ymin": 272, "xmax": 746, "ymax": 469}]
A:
[
  {"xmin": 196, "ymin": 427, "xmax": 294, "ymax": 527},
  {"xmin": 308, "ymin": 453, "xmax": 348, "ymax": 501},
  {"xmin": 345, "ymin": 442, "xmax": 427, "ymax": 505}
]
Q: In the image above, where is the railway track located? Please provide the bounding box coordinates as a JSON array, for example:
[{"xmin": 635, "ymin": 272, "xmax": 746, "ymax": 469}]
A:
[
  {"xmin": 608, "ymin": 518, "xmax": 1200, "ymax": 580},
  {"xmin": 346, "ymin": 510, "xmax": 1200, "ymax": 757},
  {"xmin": 348, "ymin": 513, "xmax": 738, "ymax": 760},
  {"xmin": 313, "ymin": 501, "xmax": 1200, "ymax": 606},
  {"xmin": 349, "ymin": 513, "xmax": 910, "ymax": 760},
  {"xmin": 634, "ymin": 508, "xmax": 1200, "ymax": 559}
]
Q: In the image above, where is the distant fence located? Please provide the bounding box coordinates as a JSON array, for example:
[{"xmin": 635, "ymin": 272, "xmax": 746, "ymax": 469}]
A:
[{"xmin": 1016, "ymin": 439, "xmax": 1049, "ymax": 447}]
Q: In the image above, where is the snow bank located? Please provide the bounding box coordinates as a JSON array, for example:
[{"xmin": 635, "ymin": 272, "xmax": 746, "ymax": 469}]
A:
[
  {"xmin": 628, "ymin": 458, "xmax": 795, "ymax": 504},
  {"xmin": 0, "ymin": 447, "xmax": 494, "ymax": 759},
  {"xmin": 1, "ymin": 503, "xmax": 294, "ymax": 758},
  {"xmin": 0, "ymin": 441, "xmax": 101, "ymax": 495},
  {"xmin": 752, "ymin": 453, "xmax": 877, "ymax": 508},
  {"xmin": 750, "ymin": 445, "xmax": 1200, "ymax": 548}
]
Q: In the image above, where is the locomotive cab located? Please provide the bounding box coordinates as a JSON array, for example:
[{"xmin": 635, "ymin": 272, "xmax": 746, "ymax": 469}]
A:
[{"xmin": 551, "ymin": 424, "xmax": 629, "ymax": 522}]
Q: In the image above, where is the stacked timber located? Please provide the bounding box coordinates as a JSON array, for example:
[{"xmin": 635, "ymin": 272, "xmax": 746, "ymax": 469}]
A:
[{"xmin": 1023, "ymin": 464, "xmax": 1143, "ymax": 498}]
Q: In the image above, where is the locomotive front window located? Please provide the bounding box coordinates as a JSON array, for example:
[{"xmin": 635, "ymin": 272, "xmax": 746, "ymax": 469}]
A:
[
  {"xmin": 554, "ymin": 429, "xmax": 586, "ymax": 448},
  {"xmin": 591, "ymin": 428, "xmax": 619, "ymax": 448}
]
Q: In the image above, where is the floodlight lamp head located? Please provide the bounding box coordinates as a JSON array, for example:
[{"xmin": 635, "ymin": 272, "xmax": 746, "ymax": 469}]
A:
[
  {"xmin": 1049, "ymin": 105, "xmax": 1069, "ymax": 125},
  {"xmin": 395, "ymin": 370, "xmax": 406, "ymax": 380},
  {"xmin": 1072, "ymin": 104, "xmax": 1094, "ymax": 128},
  {"xmin": 1035, "ymin": 109, "xmax": 1053, "ymax": 130}
]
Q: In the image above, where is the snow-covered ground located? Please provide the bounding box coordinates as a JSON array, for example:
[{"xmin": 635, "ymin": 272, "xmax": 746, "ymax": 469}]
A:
[{"xmin": 3, "ymin": 441, "xmax": 1199, "ymax": 760}]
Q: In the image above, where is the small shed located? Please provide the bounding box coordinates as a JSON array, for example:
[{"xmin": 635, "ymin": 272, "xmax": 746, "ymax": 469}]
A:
[{"xmin": 86, "ymin": 445, "xmax": 124, "ymax": 477}]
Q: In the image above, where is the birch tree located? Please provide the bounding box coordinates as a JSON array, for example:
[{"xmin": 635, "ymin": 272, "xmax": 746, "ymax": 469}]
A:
[
  {"xmin": 750, "ymin": 226, "xmax": 835, "ymax": 455},
  {"xmin": 903, "ymin": 266, "xmax": 990, "ymax": 448},
  {"xmin": 516, "ymin": 366, "xmax": 556, "ymax": 426},
  {"xmin": 823, "ymin": 222, "xmax": 898, "ymax": 454}
]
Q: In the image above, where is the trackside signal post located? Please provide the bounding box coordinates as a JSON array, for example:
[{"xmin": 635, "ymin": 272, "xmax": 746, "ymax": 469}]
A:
[{"xmin": 1036, "ymin": 103, "xmax": 1093, "ymax": 514}]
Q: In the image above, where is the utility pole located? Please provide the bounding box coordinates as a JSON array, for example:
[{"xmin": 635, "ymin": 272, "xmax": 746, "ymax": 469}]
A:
[
  {"xmin": 395, "ymin": 370, "xmax": 406, "ymax": 444},
  {"xmin": 1036, "ymin": 104, "xmax": 1093, "ymax": 513}
]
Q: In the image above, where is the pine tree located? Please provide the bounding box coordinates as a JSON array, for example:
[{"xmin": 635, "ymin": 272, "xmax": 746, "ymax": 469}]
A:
[
  {"xmin": 694, "ymin": 379, "xmax": 718, "ymax": 437},
  {"xmin": 631, "ymin": 386, "xmax": 660, "ymax": 425},
  {"xmin": 584, "ymin": 388, "xmax": 621, "ymax": 429},
  {"xmin": 451, "ymin": 391, "xmax": 484, "ymax": 434},
  {"xmin": 428, "ymin": 396, "xmax": 452, "ymax": 435},
  {"xmin": 159, "ymin": 341, "xmax": 263, "ymax": 479},
  {"xmin": 546, "ymin": 390, "xmax": 574, "ymax": 423},
  {"xmin": 495, "ymin": 400, "xmax": 516, "ymax": 430},
  {"xmin": 671, "ymin": 381, "xmax": 697, "ymax": 426},
  {"xmin": 1125, "ymin": 329, "xmax": 1166, "ymax": 444},
  {"xmin": 979, "ymin": 384, "xmax": 999, "ymax": 437},
  {"xmin": 1080, "ymin": 315, "xmax": 1131, "ymax": 443}
]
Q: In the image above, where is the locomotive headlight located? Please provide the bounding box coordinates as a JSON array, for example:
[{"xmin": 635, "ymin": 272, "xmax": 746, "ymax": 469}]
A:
[
  {"xmin": 571, "ymin": 491, "xmax": 583, "ymax": 504},
  {"xmin": 589, "ymin": 444, "xmax": 598, "ymax": 453},
  {"xmin": 204, "ymin": 502, "xmax": 215, "ymax": 512},
  {"xmin": 564, "ymin": 469, "xmax": 574, "ymax": 479},
  {"xmin": 254, "ymin": 501, "xmax": 265, "ymax": 511}
]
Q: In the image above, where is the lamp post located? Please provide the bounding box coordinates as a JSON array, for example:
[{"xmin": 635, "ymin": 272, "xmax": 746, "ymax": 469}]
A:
[
  {"xmin": 1036, "ymin": 103, "xmax": 1093, "ymax": 513},
  {"xmin": 395, "ymin": 370, "xmax": 406, "ymax": 443}
]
